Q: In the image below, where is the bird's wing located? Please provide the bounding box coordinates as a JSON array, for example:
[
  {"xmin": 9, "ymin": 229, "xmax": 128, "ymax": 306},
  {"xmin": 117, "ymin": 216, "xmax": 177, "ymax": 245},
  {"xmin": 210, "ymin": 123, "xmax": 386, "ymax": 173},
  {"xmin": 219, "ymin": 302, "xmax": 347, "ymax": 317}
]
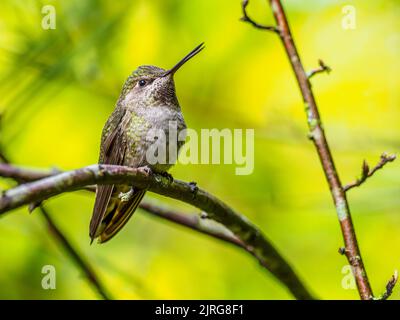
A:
[{"xmin": 89, "ymin": 108, "xmax": 127, "ymax": 241}]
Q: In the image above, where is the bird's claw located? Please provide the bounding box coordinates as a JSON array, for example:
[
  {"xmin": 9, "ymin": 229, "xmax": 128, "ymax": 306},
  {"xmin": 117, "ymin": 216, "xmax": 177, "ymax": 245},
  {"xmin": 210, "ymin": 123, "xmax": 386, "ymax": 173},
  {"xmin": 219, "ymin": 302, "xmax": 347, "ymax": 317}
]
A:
[
  {"xmin": 119, "ymin": 188, "xmax": 134, "ymax": 202},
  {"xmin": 189, "ymin": 181, "xmax": 199, "ymax": 195},
  {"xmin": 138, "ymin": 166, "xmax": 153, "ymax": 176},
  {"xmin": 200, "ymin": 211, "xmax": 208, "ymax": 219},
  {"xmin": 159, "ymin": 171, "xmax": 174, "ymax": 183}
]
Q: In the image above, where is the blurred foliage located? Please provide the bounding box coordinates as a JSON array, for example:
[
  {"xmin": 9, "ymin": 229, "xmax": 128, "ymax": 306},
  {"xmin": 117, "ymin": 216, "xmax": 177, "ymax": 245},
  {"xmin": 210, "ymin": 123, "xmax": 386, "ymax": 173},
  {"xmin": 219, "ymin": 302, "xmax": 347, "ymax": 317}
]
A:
[{"xmin": 0, "ymin": 0, "xmax": 400, "ymax": 299}]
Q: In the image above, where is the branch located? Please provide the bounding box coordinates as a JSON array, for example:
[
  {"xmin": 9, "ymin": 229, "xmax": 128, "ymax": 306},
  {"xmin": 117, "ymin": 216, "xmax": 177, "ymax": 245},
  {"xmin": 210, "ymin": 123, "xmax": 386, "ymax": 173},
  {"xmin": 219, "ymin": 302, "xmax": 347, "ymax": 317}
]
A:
[
  {"xmin": 0, "ymin": 164, "xmax": 62, "ymax": 182},
  {"xmin": 0, "ymin": 153, "xmax": 111, "ymax": 300},
  {"xmin": 0, "ymin": 163, "xmax": 243, "ymax": 247},
  {"xmin": 242, "ymin": 0, "xmax": 377, "ymax": 299},
  {"xmin": 0, "ymin": 163, "xmax": 314, "ymax": 300},
  {"xmin": 0, "ymin": 162, "xmax": 285, "ymax": 287},
  {"xmin": 0, "ymin": 153, "xmax": 8, "ymax": 163},
  {"xmin": 343, "ymin": 153, "xmax": 396, "ymax": 192},
  {"xmin": 39, "ymin": 205, "xmax": 111, "ymax": 300},
  {"xmin": 139, "ymin": 202, "xmax": 245, "ymax": 248},
  {"xmin": 240, "ymin": 0, "xmax": 279, "ymax": 33},
  {"xmin": 307, "ymin": 59, "xmax": 331, "ymax": 79}
]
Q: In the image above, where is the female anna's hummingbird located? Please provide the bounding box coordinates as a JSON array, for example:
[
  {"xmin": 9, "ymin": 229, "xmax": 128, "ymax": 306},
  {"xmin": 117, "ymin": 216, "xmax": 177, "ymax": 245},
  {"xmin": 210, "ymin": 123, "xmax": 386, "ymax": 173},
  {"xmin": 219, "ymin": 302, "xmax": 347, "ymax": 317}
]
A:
[{"xmin": 90, "ymin": 43, "xmax": 204, "ymax": 244}]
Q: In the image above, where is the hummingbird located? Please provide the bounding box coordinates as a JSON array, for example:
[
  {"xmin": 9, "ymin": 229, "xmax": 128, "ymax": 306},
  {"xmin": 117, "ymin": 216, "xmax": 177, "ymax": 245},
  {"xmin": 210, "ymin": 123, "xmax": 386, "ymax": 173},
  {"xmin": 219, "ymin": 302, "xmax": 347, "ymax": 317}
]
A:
[{"xmin": 89, "ymin": 43, "xmax": 205, "ymax": 244}]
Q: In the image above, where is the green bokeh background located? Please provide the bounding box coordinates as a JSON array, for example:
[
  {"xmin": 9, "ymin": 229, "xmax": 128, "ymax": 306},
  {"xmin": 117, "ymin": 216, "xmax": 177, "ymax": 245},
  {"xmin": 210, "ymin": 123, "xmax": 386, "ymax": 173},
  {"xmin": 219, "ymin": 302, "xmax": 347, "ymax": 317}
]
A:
[{"xmin": 0, "ymin": 0, "xmax": 399, "ymax": 299}]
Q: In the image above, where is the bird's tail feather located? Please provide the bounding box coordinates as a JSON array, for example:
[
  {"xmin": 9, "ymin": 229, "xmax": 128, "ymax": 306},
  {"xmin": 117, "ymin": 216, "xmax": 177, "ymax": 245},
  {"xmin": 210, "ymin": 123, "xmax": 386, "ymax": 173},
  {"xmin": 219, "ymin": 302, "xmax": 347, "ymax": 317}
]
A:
[{"xmin": 97, "ymin": 189, "xmax": 146, "ymax": 243}]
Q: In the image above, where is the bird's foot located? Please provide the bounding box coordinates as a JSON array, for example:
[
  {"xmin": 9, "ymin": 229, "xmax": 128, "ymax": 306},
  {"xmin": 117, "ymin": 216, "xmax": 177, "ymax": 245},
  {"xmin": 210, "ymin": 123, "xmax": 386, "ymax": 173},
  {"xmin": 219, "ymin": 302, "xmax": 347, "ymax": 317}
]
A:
[
  {"xmin": 118, "ymin": 188, "xmax": 135, "ymax": 202},
  {"xmin": 159, "ymin": 171, "xmax": 174, "ymax": 183},
  {"xmin": 189, "ymin": 181, "xmax": 199, "ymax": 196},
  {"xmin": 138, "ymin": 165, "xmax": 153, "ymax": 176}
]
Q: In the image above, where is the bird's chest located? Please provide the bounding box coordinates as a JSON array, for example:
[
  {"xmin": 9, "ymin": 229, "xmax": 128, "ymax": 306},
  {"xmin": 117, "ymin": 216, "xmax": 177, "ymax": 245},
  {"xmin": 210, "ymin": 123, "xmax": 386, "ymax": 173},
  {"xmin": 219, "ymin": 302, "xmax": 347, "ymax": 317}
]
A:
[{"xmin": 124, "ymin": 107, "xmax": 186, "ymax": 169}]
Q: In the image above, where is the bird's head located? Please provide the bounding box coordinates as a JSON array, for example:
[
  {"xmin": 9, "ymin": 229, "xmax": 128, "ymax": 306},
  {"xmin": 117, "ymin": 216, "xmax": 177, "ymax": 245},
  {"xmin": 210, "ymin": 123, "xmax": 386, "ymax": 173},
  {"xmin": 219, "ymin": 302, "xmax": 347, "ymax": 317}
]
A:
[{"xmin": 119, "ymin": 43, "xmax": 204, "ymax": 108}]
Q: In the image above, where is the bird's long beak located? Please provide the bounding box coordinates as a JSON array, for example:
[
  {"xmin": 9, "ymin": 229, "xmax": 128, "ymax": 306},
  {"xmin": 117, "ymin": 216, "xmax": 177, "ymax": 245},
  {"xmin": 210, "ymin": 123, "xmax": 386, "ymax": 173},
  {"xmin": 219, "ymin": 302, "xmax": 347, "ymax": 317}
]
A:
[{"xmin": 163, "ymin": 42, "xmax": 205, "ymax": 77}]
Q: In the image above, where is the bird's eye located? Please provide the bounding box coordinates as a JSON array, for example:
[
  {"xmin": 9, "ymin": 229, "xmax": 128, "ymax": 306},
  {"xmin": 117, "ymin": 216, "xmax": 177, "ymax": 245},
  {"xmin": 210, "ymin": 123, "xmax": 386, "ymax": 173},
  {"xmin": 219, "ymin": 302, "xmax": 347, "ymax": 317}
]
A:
[{"xmin": 138, "ymin": 79, "xmax": 147, "ymax": 87}]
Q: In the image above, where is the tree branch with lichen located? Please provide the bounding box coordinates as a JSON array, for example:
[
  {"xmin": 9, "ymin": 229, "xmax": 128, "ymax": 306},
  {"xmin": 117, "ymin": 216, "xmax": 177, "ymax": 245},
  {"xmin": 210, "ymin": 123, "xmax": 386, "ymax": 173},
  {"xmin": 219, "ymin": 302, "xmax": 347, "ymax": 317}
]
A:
[
  {"xmin": 241, "ymin": 0, "xmax": 397, "ymax": 300},
  {"xmin": 0, "ymin": 162, "xmax": 247, "ymax": 247},
  {"xmin": 0, "ymin": 163, "xmax": 314, "ymax": 300}
]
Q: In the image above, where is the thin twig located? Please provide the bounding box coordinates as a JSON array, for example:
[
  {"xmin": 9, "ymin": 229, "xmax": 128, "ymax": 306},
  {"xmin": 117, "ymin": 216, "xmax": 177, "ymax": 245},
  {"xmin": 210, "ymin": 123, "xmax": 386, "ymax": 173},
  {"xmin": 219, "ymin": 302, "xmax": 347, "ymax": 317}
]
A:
[
  {"xmin": 39, "ymin": 206, "xmax": 111, "ymax": 300},
  {"xmin": 242, "ymin": 0, "xmax": 374, "ymax": 299},
  {"xmin": 0, "ymin": 153, "xmax": 8, "ymax": 163},
  {"xmin": 343, "ymin": 153, "xmax": 396, "ymax": 192},
  {"xmin": 0, "ymin": 163, "xmax": 62, "ymax": 182},
  {"xmin": 0, "ymin": 163, "xmax": 314, "ymax": 300},
  {"xmin": 139, "ymin": 202, "xmax": 245, "ymax": 248},
  {"xmin": 307, "ymin": 59, "xmax": 331, "ymax": 79},
  {"xmin": 240, "ymin": 0, "xmax": 279, "ymax": 33},
  {"xmin": 377, "ymin": 270, "xmax": 398, "ymax": 300}
]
